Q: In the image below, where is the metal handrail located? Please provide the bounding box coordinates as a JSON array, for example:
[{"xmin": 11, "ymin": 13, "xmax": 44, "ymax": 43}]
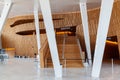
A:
[{"xmin": 62, "ymin": 34, "xmax": 66, "ymax": 59}]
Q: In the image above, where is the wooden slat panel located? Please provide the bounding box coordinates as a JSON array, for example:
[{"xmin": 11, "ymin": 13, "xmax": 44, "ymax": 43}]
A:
[
  {"xmin": 40, "ymin": 39, "xmax": 50, "ymax": 68},
  {"xmin": 2, "ymin": 0, "xmax": 120, "ymax": 58}
]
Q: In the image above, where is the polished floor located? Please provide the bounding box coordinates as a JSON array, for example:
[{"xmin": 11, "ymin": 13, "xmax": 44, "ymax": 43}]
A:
[{"xmin": 0, "ymin": 58, "xmax": 120, "ymax": 80}]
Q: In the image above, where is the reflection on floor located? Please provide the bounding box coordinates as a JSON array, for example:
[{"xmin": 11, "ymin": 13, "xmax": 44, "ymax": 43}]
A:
[{"xmin": 0, "ymin": 58, "xmax": 120, "ymax": 80}]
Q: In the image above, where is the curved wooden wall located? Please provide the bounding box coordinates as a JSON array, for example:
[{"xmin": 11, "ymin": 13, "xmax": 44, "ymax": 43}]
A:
[
  {"xmin": 2, "ymin": 18, "xmax": 47, "ymax": 57},
  {"xmin": 2, "ymin": 0, "xmax": 120, "ymax": 57}
]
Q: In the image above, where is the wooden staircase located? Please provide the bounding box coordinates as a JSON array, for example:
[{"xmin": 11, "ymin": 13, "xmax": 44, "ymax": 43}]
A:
[{"xmin": 46, "ymin": 34, "xmax": 84, "ymax": 68}]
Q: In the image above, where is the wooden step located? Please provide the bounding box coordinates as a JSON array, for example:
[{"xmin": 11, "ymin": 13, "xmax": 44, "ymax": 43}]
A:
[
  {"xmin": 58, "ymin": 44, "xmax": 80, "ymax": 53},
  {"xmin": 46, "ymin": 35, "xmax": 83, "ymax": 68},
  {"xmin": 65, "ymin": 60, "xmax": 83, "ymax": 68},
  {"xmin": 47, "ymin": 63, "xmax": 53, "ymax": 68},
  {"xmin": 65, "ymin": 36, "xmax": 77, "ymax": 44},
  {"xmin": 47, "ymin": 52, "xmax": 81, "ymax": 61},
  {"xmin": 56, "ymin": 35, "xmax": 77, "ymax": 44},
  {"xmin": 47, "ymin": 59, "xmax": 83, "ymax": 68},
  {"xmin": 64, "ymin": 53, "xmax": 81, "ymax": 59},
  {"xmin": 46, "ymin": 60, "xmax": 63, "ymax": 68}
]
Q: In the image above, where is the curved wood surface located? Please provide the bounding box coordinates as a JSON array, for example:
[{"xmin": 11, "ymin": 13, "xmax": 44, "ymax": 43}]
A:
[
  {"xmin": 2, "ymin": 0, "xmax": 120, "ymax": 58},
  {"xmin": 16, "ymin": 26, "xmax": 76, "ymax": 35},
  {"xmin": 10, "ymin": 18, "xmax": 64, "ymax": 27}
]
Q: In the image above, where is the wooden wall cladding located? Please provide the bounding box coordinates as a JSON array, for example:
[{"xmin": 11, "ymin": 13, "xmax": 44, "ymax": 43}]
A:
[
  {"xmin": 2, "ymin": 0, "xmax": 120, "ymax": 57},
  {"xmin": 40, "ymin": 39, "xmax": 49, "ymax": 68},
  {"xmin": 2, "ymin": 19, "xmax": 47, "ymax": 57},
  {"xmin": 10, "ymin": 18, "xmax": 64, "ymax": 27}
]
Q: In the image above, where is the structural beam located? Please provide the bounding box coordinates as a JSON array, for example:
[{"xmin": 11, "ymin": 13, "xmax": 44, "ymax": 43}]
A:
[
  {"xmin": 0, "ymin": 0, "xmax": 12, "ymax": 48},
  {"xmin": 79, "ymin": 2, "xmax": 92, "ymax": 65},
  {"xmin": 39, "ymin": 0, "xmax": 62, "ymax": 77},
  {"xmin": 34, "ymin": 0, "xmax": 41, "ymax": 68},
  {"xmin": 92, "ymin": 0, "xmax": 114, "ymax": 77}
]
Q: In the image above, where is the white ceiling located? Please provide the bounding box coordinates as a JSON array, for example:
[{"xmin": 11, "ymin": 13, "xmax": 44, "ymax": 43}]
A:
[{"xmin": 0, "ymin": 0, "xmax": 101, "ymax": 18}]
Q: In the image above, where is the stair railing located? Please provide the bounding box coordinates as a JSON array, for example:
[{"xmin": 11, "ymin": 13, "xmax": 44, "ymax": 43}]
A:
[
  {"xmin": 76, "ymin": 36, "xmax": 86, "ymax": 66},
  {"xmin": 62, "ymin": 33, "xmax": 67, "ymax": 59}
]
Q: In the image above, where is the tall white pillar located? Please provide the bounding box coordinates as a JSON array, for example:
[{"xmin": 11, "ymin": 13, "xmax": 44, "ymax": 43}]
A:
[
  {"xmin": 39, "ymin": 0, "xmax": 62, "ymax": 77},
  {"xmin": 0, "ymin": 0, "xmax": 12, "ymax": 48},
  {"xmin": 34, "ymin": 0, "xmax": 41, "ymax": 68},
  {"xmin": 92, "ymin": 0, "xmax": 114, "ymax": 77},
  {"xmin": 79, "ymin": 2, "xmax": 92, "ymax": 65}
]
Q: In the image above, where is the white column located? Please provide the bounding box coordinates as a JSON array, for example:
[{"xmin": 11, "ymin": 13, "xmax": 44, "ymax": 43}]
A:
[
  {"xmin": 39, "ymin": 0, "xmax": 62, "ymax": 77},
  {"xmin": 92, "ymin": 0, "xmax": 114, "ymax": 77},
  {"xmin": 34, "ymin": 0, "xmax": 41, "ymax": 53},
  {"xmin": 34, "ymin": 0, "xmax": 41, "ymax": 68},
  {"xmin": 0, "ymin": 0, "xmax": 12, "ymax": 48},
  {"xmin": 79, "ymin": 2, "xmax": 92, "ymax": 65}
]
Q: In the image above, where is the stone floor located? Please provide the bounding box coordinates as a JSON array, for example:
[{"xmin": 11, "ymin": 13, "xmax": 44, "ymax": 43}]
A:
[{"xmin": 0, "ymin": 58, "xmax": 120, "ymax": 80}]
